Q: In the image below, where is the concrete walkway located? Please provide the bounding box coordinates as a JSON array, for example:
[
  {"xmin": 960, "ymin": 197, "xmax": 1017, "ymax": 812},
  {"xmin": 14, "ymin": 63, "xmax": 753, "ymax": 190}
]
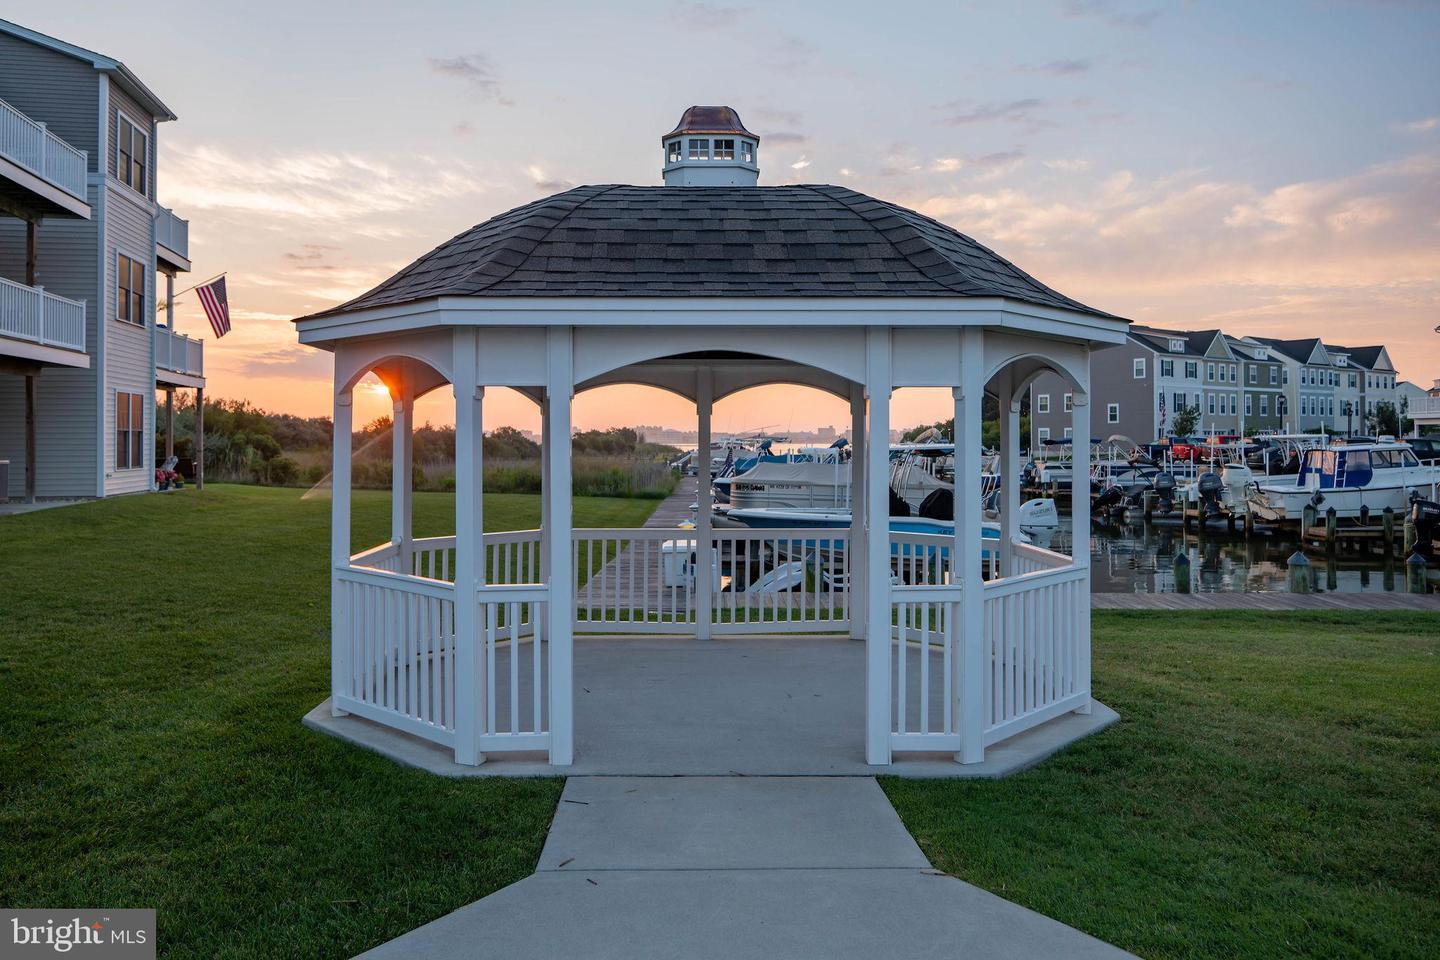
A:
[{"xmin": 356, "ymin": 776, "xmax": 1133, "ymax": 959}]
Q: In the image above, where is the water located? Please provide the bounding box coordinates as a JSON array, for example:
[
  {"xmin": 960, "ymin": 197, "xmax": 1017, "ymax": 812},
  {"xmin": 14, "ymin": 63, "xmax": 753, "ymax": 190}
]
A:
[{"xmin": 1042, "ymin": 517, "xmax": 1437, "ymax": 594}]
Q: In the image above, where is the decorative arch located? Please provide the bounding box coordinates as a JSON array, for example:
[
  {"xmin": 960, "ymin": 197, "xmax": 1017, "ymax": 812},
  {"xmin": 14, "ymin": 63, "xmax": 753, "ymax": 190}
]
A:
[
  {"xmin": 333, "ymin": 330, "xmax": 456, "ymax": 399},
  {"xmin": 571, "ymin": 327, "xmax": 867, "ymax": 389}
]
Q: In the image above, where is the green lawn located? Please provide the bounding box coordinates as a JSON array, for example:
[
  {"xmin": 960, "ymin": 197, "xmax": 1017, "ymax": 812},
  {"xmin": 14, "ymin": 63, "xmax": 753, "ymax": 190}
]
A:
[
  {"xmin": 883, "ymin": 610, "xmax": 1440, "ymax": 960},
  {"xmin": 0, "ymin": 484, "xmax": 654, "ymax": 960}
]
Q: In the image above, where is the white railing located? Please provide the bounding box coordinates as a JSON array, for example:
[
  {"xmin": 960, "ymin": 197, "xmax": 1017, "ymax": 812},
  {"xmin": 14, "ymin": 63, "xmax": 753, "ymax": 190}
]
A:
[
  {"xmin": 1409, "ymin": 395, "xmax": 1440, "ymax": 419},
  {"xmin": 573, "ymin": 527, "xmax": 698, "ymax": 631},
  {"xmin": 0, "ymin": 276, "xmax": 86, "ymax": 352},
  {"xmin": 708, "ymin": 527, "xmax": 850, "ymax": 632},
  {"xmin": 333, "ymin": 564, "xmax": 458, "ymax": 747},
  {"xmin": 476, "ymin": 586, "xmax": 549, "ymax": 750},
  {"xmin": 155, "ymin": 325, "xmax": 203, "ymax": 376},
  {"xmin": 155, "ymin": 207, "xmax": 189, "ymax": 260},
  {"xmin": 0, "ymin": 96, "xmax": 88, "ymax": 200}
]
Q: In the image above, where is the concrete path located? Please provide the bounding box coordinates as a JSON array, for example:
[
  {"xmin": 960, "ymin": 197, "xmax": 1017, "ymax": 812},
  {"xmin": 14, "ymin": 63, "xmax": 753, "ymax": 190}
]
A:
[{"xmin": 356, "ymin": 776, "xmax": 1134, "ymax": 960}]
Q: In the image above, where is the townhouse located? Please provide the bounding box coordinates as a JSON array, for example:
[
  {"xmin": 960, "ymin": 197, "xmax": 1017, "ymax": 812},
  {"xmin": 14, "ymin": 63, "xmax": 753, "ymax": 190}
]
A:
[{"xmin": 0, "ymin": 18, "xmax": 203, "ymax": 501}]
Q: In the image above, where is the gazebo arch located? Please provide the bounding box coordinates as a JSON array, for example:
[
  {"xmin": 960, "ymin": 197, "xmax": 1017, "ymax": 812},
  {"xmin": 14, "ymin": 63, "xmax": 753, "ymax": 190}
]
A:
[{"xmin": 294, "ymin": 147, "xmax": 1129, "ymax": 773}]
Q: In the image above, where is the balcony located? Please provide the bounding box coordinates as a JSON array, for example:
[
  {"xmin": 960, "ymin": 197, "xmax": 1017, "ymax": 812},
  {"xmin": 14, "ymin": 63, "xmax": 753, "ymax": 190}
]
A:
[
  {"xmin": 0, "ymin": 96, "xmax": 89, "ymax": 219},
  {"xmin": 155, "ymin": 206, "xmax": 191, "ymax": 273},
  {"xmin": 155, "ymin": 324, "xmax": 203, "ymax": 384},
  {"xmin": 1409, "ymin": 394, "xmax": 1440, "ymax": 426},
  {"xmin": 0, "ymin": 275, "xmax": 87, "ymax": 367}
]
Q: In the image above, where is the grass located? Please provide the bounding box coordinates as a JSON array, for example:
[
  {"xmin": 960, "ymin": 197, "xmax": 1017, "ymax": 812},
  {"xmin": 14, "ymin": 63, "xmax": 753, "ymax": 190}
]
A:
[
  {"xmin": 882, "ymin": 610, "xmax": 1440, "ymax": 960},
  {"xmin": 0, "ymin": 484, "xmax": 656, "ymax": 960}
]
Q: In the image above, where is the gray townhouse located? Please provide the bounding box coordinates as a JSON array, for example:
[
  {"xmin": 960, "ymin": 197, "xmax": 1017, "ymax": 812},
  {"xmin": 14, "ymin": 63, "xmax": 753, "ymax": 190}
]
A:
[
  {"xmin": 1323, "ymin": 344, "xmax": 1397, "ymax": 432},
  {"xmin": 0, "ymin": 18, "xmax": 202, "ymax": 501},
  {"xmin": 1029, "ymin": 325, "xmax": 1244, "ymax": 446},
  {"xmin": 1223, "ymin": 335, "xmax": 1284, "ymax": 433}
]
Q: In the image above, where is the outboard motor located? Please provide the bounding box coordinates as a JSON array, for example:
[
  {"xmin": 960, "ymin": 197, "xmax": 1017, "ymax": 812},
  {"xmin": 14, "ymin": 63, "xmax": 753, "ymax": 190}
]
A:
[
  {"xmin": 1152, "ymin": 472, "xmax": 1177, "ymax": 515},
  {"xmin": 889, "ymin": 486, "xmax": 912, "ymax": 517},
  {"xmin": 1196, "ymin": 471, "xmax": 1225, "ymax": 519},
  {"xmin": 917, "ymin": 488, "xmax": 954, "ymax": 521},
  {"xmin": 1410, "ymin": 494, "xmax": 1440, "ymax": 560}
]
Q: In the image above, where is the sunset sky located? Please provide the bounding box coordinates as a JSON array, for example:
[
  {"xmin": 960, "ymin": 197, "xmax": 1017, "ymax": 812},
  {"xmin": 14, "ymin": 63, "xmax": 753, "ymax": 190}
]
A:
[{"xmin": 24, "ymin": 0, "xmax": 1440, "ymax": 433}]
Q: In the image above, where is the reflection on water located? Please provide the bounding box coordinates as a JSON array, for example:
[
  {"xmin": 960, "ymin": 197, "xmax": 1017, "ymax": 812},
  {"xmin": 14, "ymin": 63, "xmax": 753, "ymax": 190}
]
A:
[{"xmin": 1044, "ymin": 519, "xmax": 1437, "ymax": 594}]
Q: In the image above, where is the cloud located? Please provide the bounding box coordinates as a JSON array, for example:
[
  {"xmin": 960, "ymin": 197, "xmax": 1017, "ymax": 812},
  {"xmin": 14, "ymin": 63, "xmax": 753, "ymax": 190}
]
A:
[
  {"xmin": 1020, "ymin": 58, "xmax": 1094, "ymax": 75},
  {"xmin": 1060, "ymin": 0, "xmax": 1160, "ymax": 29},
  {"xmin": 1044, "ymin": 157, "xmax": 1093, "ymax": 173},
  {"xmin": 932, "ymin": 157, "xmax": 963, "ymax": 172},
  {"xmin": 671, "ymin": 2, "xmax": 752, "ymax": 28},
  {"xmin": 526, "ymin": 164, "xmax": 574, "ymax": 191},
  {"xmin": 790, "ymin": 156, "xmax": 811, "ymax": 170},
  {"xmin": 763, "ymin": 131, "xmax": 808, "ymax": 145},
  {"xmin": 1402, "ymin": 116, "xmax": 1438, "ymax": 133},
  {"xmin": 427, "ymin": 54, "xmax": 513, "ymax": 105},
  {"xmin": 452, "ymin": 121, "xmax": 475, "ymax": 137},
  {"xmin": 935, "ymin": 97, "xmax": 1047, "ymax": 126},
  {"xmin": 753, "ymin": 107, "xmax": 803, "ymax": 127}
]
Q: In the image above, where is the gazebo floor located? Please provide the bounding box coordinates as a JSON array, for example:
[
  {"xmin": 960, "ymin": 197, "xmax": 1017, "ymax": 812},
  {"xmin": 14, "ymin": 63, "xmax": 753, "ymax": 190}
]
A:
[{"xmin": 304, "ymin": 635, "xmax": 1118, "ymax": 778}]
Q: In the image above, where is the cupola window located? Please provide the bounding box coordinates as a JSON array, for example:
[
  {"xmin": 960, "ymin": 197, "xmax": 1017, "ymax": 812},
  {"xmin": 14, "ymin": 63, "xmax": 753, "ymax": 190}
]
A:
[
  {"xmin": 667, "ymin": 140, "xmax": 682, "ymax": 163},
  {"xmin": 741, "ymin": 140, "xmax": 754, "ymax": 163},
  {"xmin": 713, "ymin": 139, "xmax": 735, "ymax": 160},
  {"xmin": 688, "ymin": 139, "xmax": 708, "ymax": 160}
]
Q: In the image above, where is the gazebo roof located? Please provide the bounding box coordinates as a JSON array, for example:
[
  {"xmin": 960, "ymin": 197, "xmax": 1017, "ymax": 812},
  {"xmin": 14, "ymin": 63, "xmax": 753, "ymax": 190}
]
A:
[{"xmin": 298, "ymin": 184, "xmax": 1119, "ymax": 321}]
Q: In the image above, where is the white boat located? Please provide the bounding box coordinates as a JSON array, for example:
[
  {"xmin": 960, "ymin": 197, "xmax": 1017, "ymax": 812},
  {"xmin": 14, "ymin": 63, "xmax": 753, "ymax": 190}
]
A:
[{"xmin": 1247, "ymin": 441, "xmax": 1440, "ymax": 522}]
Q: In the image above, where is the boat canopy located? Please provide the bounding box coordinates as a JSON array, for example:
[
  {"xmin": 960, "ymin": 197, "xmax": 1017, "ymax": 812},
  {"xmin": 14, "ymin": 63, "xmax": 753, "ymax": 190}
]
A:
[{"xmin": 1296, "ymin": 444, "xmax": 1420, "ymax": 488}]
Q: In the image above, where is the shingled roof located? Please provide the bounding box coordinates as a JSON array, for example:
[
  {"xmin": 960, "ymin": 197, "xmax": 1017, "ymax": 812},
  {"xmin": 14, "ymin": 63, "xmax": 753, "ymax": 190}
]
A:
[{"xmin": 299, "ymin": 184, "xmax": 1118, "ymax": 321}]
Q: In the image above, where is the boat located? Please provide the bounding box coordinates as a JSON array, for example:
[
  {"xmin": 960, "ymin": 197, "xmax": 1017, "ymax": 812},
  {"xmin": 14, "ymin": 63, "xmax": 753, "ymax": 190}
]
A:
[
  {"xmin": 1246, "ymin": 440, "xmax": 1440, "ymax": 522},
  {"xmin": 713, "ymin": 438, "xmax": 849, "ymax": 507}
]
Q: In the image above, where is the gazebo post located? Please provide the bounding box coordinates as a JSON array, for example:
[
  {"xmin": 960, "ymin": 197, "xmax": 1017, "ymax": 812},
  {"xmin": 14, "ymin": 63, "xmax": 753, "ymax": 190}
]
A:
[
  {"xmin": 695, "ymin": 368, "xmax": 714, "ymax": 640},
  {"xmin": 330, "ymin": 382, "xmax": 353, "ymax": 718},
  {"xmin": 546, "ymin": 327, "xmax": 575, "ymax": 765},
  {"xmin": 539, "ymin": 393, "xmax": 551, "ymax": 575},
  {"xmin": 391, "ymin": 385, "xmax": 414, "ymax": 568},
  {"xmin": 955, "ymin": 328, "xmax": 985, "ymax": 764},
  {"xmin": 998, "ymin": 371, "xmax": 1022, "ymax": 576},
  {"xmin": 1071, "ymin": 357, "xmax": 1093, "ymax": 715},
  {"xmin": 452, "ymin": 335, "xmax": 487, "ymax": 766},
  {"xmin": 848, "ymin": 383, "xmax": 866, "ymax": 640},
  {"xmin": 863, "ymin": 328, "xmax": 892, "ymax": 766}
]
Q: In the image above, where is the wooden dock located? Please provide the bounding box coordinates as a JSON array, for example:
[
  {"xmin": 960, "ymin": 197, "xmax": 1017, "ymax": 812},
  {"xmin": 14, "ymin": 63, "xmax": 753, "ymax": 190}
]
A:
[{"xmin": 1093, "ymin": 592, "xmax": 1439, "ymax": 611}]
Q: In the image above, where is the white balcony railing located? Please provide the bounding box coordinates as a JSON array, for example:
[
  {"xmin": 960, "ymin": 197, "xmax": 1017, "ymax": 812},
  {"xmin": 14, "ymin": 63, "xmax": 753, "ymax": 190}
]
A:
[
  {"xmin": 155, "ymin": 206, "xmax": 189, "ymax": 260},
  {"xmin": 0, "ymin": 96, "xmax": 88, "ymax": 201},
  {"xmin": 155, "ymin": 325, "xmax": 203, "ymax": 377},
  {"xmin": 1408, "ymin": 395, "xmax": 1440, "ymax": 419},
  {"xmin": 0, "ymin": 276, "xmax": 86, "ymax": 352}
]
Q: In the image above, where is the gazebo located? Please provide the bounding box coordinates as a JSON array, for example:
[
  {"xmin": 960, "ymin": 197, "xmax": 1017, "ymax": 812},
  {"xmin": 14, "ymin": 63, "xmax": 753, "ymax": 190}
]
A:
[{"xmin": 294, "ymin": 107, "xmax": 1127, "ymax": 772}]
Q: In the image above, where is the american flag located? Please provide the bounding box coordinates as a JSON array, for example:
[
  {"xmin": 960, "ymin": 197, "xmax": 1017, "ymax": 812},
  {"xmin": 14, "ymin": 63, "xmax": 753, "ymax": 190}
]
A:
[
  {"xmin": 1159, "ymin": 391, "xmax": 1167, "ymax": 430},
  {"xmin": 196, "ymin": 276, "xmax": 231, "ymax": 338}
]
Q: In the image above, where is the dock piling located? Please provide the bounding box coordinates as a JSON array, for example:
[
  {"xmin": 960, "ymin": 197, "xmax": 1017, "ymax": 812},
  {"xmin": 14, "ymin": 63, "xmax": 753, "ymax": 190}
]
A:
[
  {"xmin": 1173, "ymin": 551, "xmax": 1191, "ymax": 593},
  {"xmin": 1287, "ymin": 550, "xmax": 1312, "ymax": 593}
]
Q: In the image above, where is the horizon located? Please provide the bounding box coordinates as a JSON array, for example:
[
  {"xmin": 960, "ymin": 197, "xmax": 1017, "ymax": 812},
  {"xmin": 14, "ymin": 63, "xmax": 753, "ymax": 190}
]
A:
[{"xmin": 17, "ymin": 0, "xmax": 1439, "ymax": 431}]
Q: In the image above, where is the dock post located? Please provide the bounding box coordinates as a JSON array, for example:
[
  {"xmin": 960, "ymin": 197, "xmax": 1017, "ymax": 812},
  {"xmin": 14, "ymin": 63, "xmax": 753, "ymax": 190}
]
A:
[
  {"xmin": 1324, "ymin": 508, "xmax": 1338, "ymax": 556},
  {"xmin": 1406, "ymin": 551, "xmax": 1428, "ymax": 593},
  {"xmin": 1142, "ymin": 490, "xmax": 1154, "ymax": 521},
  {"xmin": 1243, "ymin": 511, "xmax": 1254, "ymax": 537},
  {"xmin": 1287, "ymin": 551, "xmax": 1312, "ymax": 593},
  {"xmin": 1302, "ymin": 502, "xmax": 1316, "ymax": 533},
  {"xmin": 1173, "ymin": 551, "xmax": 1191, "ymax": 593},
  {"xmin": 1383, "ymin": 507, "xmax": 1395, "ymax": 558},
  {"xmin": 1403, "ymin": 516, "xmax": 1417, "ymax": 557}
]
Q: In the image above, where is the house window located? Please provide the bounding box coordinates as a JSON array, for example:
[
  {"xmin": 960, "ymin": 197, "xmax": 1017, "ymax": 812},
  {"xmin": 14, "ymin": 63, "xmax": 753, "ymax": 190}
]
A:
[
  {"xmin": 667, "ymin": 140, "xmax": 682, "ymax": 163},
  {"xmin": 1230, "ymin": 394, "xmax": 1237, "ymax": 415},
  {"xmin": 1107, "ymin": 403, "xmax": 1120, "ymax": 424},
  {"xmin": 1207, "ymin": 363, "xmax": 1215, "ymax": 381},
  {"xmin": 1063, "ymin": 427, "xmax": 1073, "ymax": 439},
  {"xmin": 1269, "ymin": 367, "xmax": 1277, "ymax": 385},
  {"xmin": 1260, "ymin": 395, "xmax": 1269, "ymax": 416},
  {"xmin": 1248, "ymin": 366, "xmax": 1257, "ymax": 384},
  {"xmin": 1038, "ymin": 427, "xmax": 1050, "ymax": 441},
  {"xmin": 741, "ymin": 140, "xmax": 754, "ymax": 163},
  {"xmin": 1207, "ymin": 394, "xmax": 1215, "ymax": 415},
  {"xmin": 1245, "ymin": 394, "xmax": 1253, "ymax": 416},
  {"xmin": 688, "ymin": 139, "xmax": 708, "ymax": 160},
  {"xmin": 1173, "ymin": 392, "xmax": 1185, "ymax": 414},
  {"xmin": 1354, "ymin": 374, "xmax": 1361, "ymax": 389},
  {"xmin": 1063, "ymin": 393, "xmax": 1073, "ymax": 412},
  {"xmin": 116, "ymin": 253, "xmax": 145, "ymax": 325},
  {"xmin": 1282, "ymin": 368, "xmax": 1289, "ymax": 385},
  {"xmin": 1037, "ymin": 393, "xmax": 1050, "ymax": 414},
  {"xmin": 1133, "ymin": 358, "xmax": 1146, "ymax": 379},
  {"xmin": 116, "ymin": 115, "xmax": 148, "ymax": 195},
  {"xmin": 115, "ymin": 391, "xmax": 143, "ymax": 470},
  {"xmin": 1160, "ymin": 359, "xmax": 1174, "ymax": 378},
  {"xmin": 713, "ymin": 139, "xmax": 735, "ymax": 160},
  {"xmin": 1184, "ymin": 361, "xmax": 1198, "ymax": 379}
]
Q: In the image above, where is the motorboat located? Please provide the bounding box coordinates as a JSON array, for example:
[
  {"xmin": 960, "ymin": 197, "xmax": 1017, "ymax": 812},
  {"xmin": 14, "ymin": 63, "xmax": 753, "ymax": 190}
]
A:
[
  {"xmin": 1247, "ymin": 441, "xmax": 1440, "ymax": 522},
  {"xmin": 714, "ymin": 438, "xmax": 848, "ymax": 507}
]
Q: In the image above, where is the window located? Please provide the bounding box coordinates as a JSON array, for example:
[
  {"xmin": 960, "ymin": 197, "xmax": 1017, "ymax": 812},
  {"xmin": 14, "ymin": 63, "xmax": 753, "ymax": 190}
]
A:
[
  {"xmin": 1063, "ymin": 393, "xmax": 1073, "ymax": 412},
  {"xmin": 1184, "ymin": 361, "xmax": 1198, "ymax": 379},
  {"xmin": 1207, "ymin": 362, "xmax": 1215, "ymax": 381},
  {"xmin": 1207, "ymin": 394, "xmax": 1216, "ymax": 415},
  {"xmin": 1160, "ymin": 359, "xmax": 1174, "ymax": 378},
  {"xmin": 1353, "ymin": 374, "xmax": 1360, "ymax": 389},
  {"xmin": 116, "ymin": 115, "xmax": 148, "ymax": 195},
  {"xmin": 1107, "ymin": 403, "xmax": 1120, "ymax": 424},
  {"xmin": 1173, "ymin": 392, "xmax": 1185, "ymax": 414},
  {"xmin": 115, "ymin": 391, "xmax": 143, "ymax": 470},
  {"xmin": 1230, "ymin": 394, "xmax": 1237, "ymax": 415},
  {"xmin": 1038, "ymin": 427, "xmax": 1050, "ymax": 441},
  {"xmin": 1245, "ymin": 394, "xmax": 1253, "ymax": 416},
  {"xmin": 712, "ymin": 139, "xmax": 735, "ymax": 160},
  {"xmin": 1168, "ymin": 339, "xmax": 1186, "ymax": 352},
  {"xmin": 667, "ymin": 140, "xmax": 682, "ymax": 163},
  {"xmin": 1063, "ymin": 426, "xmax": 1073, "ymax": 439},
  {"xmin": 1260, "ymin": 395, "xmax": 1269, "ymax": 416},
  {"xmin": 687, "ymin": 139, "xmax": 708, "ymax": 160},
  {"xmin": 1248, "ymin": 365, "xmax": 1257, "ymax": 384},
  {"xmin": 1133, "ymin": 357, "xmax": 1146, "ymax": 379},
  {"xmin": 1037, "ymin": 393, "xmax": 1050, "ymax": 414},
  {"xmin": 116, "ymin": 253, "xmax": 145, "ymax": 325},
  {"xmin": 1282, "ymin": 368, "xmax": 1289, "ymax": 385},
  {"xmin": 741, "ymin": 140, "xmax": 754, "ymax": 163},
  {"xmin": 1269, "ymin": 367, "xmax": 1278, "ymax": 385}
]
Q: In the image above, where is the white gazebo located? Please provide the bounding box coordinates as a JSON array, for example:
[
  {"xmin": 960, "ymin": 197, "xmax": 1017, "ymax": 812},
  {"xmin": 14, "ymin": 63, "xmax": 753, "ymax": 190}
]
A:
[{"xmin": 294, "ymin": 107, "xmax": 1128, "ymax": 772}]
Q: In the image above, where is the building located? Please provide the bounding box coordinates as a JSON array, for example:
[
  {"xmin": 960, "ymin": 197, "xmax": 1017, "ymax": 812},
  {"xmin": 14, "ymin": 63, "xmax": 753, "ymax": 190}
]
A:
[
  {"xmin": 0, "ymin": 18, "xmax": 203, "ymax": 502},
  {"xmin": 1223, "ymin": 335, "xmax": 1284, "ymax": 434},
  {"xmin": 1028, "ymin": 325, "xmax": 1243, "ymax": 445},
  {"xmin": 1324, "ymin": 344, "xmax": 1397, "ymax": 431},
  {"xmin": 1241, "ymin": 337, "xmax": 1342, "ymax": 433},
  {"xmin": 1403, "ymin": 378, "xmax": 1440, "ymax": 433},
  {"xmin": 294, "ymin": 106, "xmax": 1126, "ymax": 773}
]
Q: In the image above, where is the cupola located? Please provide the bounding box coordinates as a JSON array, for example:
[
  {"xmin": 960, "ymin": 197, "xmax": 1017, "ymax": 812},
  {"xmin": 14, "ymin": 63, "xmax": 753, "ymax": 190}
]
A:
[{"xmin": 661, "ymin": 106, "xmax": 759, "ymax": 186}]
